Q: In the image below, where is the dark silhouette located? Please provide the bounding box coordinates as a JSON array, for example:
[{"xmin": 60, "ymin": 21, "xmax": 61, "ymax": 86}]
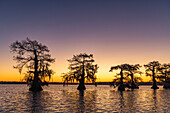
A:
[
  {"xmin": 110, "ymin": 64, "xmax": 142, "ymax": 90},
  {"xmin": 110, "ymin": 64, "xmax": 130, "ymax": 91},
  {"xmin": 10, "ymin": 38, "xmax": 55, "ymax": 91},
  {"xmin": 157, "ymin": 64, "xmax": 170, "ymax": 88},
  {"xmin": 144, "ymin": 61, "xmax": 160, "ymax": 89},
  {"xmin": 62, "ymin": 53, "xmax": 98, "ymax": 90},
  {"xmin": 126, "ymin": 64, "xmax": 142, "ymax": 89}
]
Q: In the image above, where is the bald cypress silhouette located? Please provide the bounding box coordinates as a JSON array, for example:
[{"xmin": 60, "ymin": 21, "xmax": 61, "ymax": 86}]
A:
[
  {"xmin": 126, "ymin": 64, "xmax": 142, "ymax": 89},
  {"xmin": 144, "ymin": 61, "xmax": 160, "ymax": 89},
  {"xmin": 10, "ymin": 38, "xmax": 55, "ymax": 91},
  {"xmin": 62, "ymin": 53, "xmax": 98, "ymax": 90},
  {"xmin": 110, "ymin": 64, "xmax": 130, "ymax": 91},
  {"xmin": 157, "ymin": 63, "xmax": 170, "ymax": 88}
]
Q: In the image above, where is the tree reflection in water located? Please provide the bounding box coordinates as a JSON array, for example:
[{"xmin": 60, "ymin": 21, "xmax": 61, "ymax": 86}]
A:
[
  {"xmin": 1, "ymin": 85, "xmax": 170, "ymax": 112},
  {"xmin": 152, "ymin": 90, "xmax": 158, "ymax": 112},
  {"xmin": 24, "ymin": 91, "xmax": 53, "ymax": 112},
  {"xmin": 78, "ymin": 90, "xmax": 85, "ymax": 112},
  {"xmin": 118, "ymin": 89, "xmax": 159, "ymax": 112},
  {"xmin": 62, "ymin": 90, "xmax": 97, "ymax": 112},
  {"xmin": 126, "ymin": 90, "xmax": 138, "ymax": 111},
  {"xmin": 109, "ymin": 90, "xmax": 138, "ymax": 112},
  {"xmin": 119, "ymin": 91, "xmax": 125, "ymax": 112}
]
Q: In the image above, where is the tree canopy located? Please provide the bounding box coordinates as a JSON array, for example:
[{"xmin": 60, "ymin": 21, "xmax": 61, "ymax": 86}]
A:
[
  {"xmin": 10, "ymin": 38, "xmax": 55, "ymax": 91},
  {"xmin": 62, "ymin": 53, "xmax": 98, "ymax": 90},
  {"xmin": 110, "ymin": 64, "xmax": 130, "ymax": 91},
  {"xmin": 110, "ymin": 64, "xmax": 142, "ymax": 90},
  {"xmin": 144, "ymin": 61, "xmax": 160, "ymax": 89},
  {"xmin": 157, "ymin": 63, "xmax": 170, "ymax": 82}
]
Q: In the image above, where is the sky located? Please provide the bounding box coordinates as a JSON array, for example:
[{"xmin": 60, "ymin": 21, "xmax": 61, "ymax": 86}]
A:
[{"xmin": 0, "ymin": 0, "xmax": 170, "ymax": 82}]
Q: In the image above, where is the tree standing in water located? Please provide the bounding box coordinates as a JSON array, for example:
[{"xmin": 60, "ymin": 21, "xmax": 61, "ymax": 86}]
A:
[
  {"xmin": 62, "ymin": 53, "xmax": 98, "ymax": 90},
  {"xmin": 126, "ymin": 64, "xmax": 142, "ymax": 89},
  {"xmin": 10, "ymin": 38, "xmax": 55, "ymax": 91},
  {"xmin": 110, "ymin": 64, "xmax": 129, "ymax": 91},
  {"xmin": 157, "ymin": 63, "xmax": 170, "ymax": 88},
  {"xmin": 144, "ymin": 61, "xmax": 160, "ymax": 89}
]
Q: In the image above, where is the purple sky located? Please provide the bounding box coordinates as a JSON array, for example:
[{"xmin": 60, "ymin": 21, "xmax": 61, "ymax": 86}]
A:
[{"xmin": 0, "ymin": 0, "xmax": 170, "ymax": 81}]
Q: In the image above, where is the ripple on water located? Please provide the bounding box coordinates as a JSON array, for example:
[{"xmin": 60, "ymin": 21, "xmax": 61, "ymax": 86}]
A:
[{"xmin": 0, "ymin": 85, "xmax": 170, "ymax": 112}]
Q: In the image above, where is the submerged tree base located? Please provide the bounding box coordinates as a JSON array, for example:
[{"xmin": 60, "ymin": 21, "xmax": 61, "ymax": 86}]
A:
[
  {"xmin": 151, "ymin": 85, "xmax": 159, "ymax": 89},
  {"xmin": 124, "ymin": 83, "xmax": 139, "ymax": 89},
  {"xmin": 77, "ymin": 85, "xmax": 86, "ymax": 90},
  {"xmin": 118, "ymin": 85, "xmax": 125, "ymax": 91},
  {"xmin": 29, "ymin": 87, "xmax": 43, "ymax": 91},
  {"xmin": 29, "ymin": 85, "xmax": 43, "ymax": 91},
  {"xmin": 131, "ymin": 86, "xmax": 139, "ymax": 89},
  {"xmin": 163, "ymin": 82, "xmax": 170, "ymax": 89},
  {"xmin": 131, "ymin": 84, "xmax": 139, "ymax": 89}
]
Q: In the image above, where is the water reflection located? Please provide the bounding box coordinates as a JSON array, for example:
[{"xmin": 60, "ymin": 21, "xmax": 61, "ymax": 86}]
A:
[
  {"xmin": 116, "ymin": 89, "xmax": 163, "ymax": 112},
  {"xmin": 62, "ymin": 90, "xmax": 97, "ymax": 112},
  {"xmin": 118, "ymin": 91, "xmax": 138, "ymax": 112},
  {"xmin": 126, "ymin": 91, "xmax": 138, "ymax": 111},
  {"xmin": 78, "ymin": 91, "xmax": 85, "ymax": 112},
  {"xmin": 109, "ymin": 90, "xmax": 139, "ymax": 112},
  {"xmin": 24, "ymin": 91, "xmax": 53, "ymax": 112},
  {"xmin": 152, "ymin": 90, "xmax": 157, "ymax": 112},
  {"xmin": 117, "ymin": 89, "xmax": 162, "ymax": 112},
  {"xmin": 0, "ymin": 85, "xmax": 170, "ymax": 112},
  {"xmin": 119, "ymin": 91, "xmax": 125, "ymax": 112}
]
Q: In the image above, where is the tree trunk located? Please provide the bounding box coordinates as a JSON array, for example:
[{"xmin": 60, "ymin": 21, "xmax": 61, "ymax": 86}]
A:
[
  {"xmin": 163, "ymin": 71, "xmax": 170, "ymax": 88},
  {"xmin": 77, "ymin": 76, "xmax": 86, "ymax": 90},
  {"xmin": 163, "ymin": 72, "xmax": 167, "ymax": 88},
  {"xmin": 151, "ymin": 67, "xmax": 159, "ymax": 89},
  {"xmin": 130, "ymin": 74, "xmax": 139, "ymax": 89},
  {"xmin": 130, "ymin": 74, "xmax": 135, "ymax": 89},
  {"xmin": 165, "ymin": 71, "xmax": 167, "ymax": 82},
  {"xmin": 29, "ymin": 50, "xmax": 43, "ymax": 91},
  {"xmin": 118, "ymin": 69, "xmax": 125, "ymax": 91},
  {"xmin": 163, "ymin": 79, "xmax": 170, "ymax": 88},
  {"xmin": 77, "ymin": 58, "xmax": 86, "ymax": 90}
]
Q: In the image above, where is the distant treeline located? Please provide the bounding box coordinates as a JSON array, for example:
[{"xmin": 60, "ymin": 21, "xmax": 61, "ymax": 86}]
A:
[{"xmin": 0, "ymin": 81, "xmax": 163, "ymax": 85}]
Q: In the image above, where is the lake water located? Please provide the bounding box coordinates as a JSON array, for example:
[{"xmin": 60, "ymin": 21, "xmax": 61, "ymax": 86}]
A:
[{"xmin": 0, "ymin": 85, "xmax": 169, "ymax": 113}]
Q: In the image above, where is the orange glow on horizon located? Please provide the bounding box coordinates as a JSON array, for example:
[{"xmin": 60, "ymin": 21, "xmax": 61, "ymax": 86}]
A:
[{"xmin": 0, "ymin": 67, "xmax": 152, "ymax": 82}]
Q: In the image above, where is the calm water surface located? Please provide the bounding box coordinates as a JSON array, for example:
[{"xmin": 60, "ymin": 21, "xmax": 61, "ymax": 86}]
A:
[{"xmin": 0, "ymin": 85, "xmax": 169, "ymax": 113}]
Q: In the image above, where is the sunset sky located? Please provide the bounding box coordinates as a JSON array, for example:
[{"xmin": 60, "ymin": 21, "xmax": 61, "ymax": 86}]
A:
[{"xmin": 0, "ymin": 0, "xmax": 170, "ymax": 82}]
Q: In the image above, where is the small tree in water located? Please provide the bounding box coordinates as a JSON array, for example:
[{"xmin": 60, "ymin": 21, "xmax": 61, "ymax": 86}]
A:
[
  {"xmin": 62, "ymin": 53, "xmax": 98, "ymax": 90},
  {"xmin": 10, "ymin": 38, "xmax": 55, "ymax": 91},
  {"xmin": 157, "ymin": 63, "xmax": 170, "ymax": 88},
  {"xmin": 126, "ymin": 64, "xmax": 142, "ymax": 89},
  {"xmin": 110, "ymin": 64, "xmax": 130, "ymax": 91},
  {"xmin": 144, "ymin": 61, "xmax": 160, "ymax": 89}
]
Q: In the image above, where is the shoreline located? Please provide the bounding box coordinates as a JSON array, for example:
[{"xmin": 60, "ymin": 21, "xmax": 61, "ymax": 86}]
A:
[{"xmin": 0, "ymin": 81, "xmax": 163, "ymax": 85}]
